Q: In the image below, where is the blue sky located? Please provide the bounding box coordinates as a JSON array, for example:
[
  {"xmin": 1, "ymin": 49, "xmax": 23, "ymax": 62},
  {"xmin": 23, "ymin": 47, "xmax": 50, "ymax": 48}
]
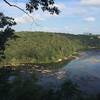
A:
[{"xmin": 0, "ymin": 0, "xmax": 100, "ymax": 34}]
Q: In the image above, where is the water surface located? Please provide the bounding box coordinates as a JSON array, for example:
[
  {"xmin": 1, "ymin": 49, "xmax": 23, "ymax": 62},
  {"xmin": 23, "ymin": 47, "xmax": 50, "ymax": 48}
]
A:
[{"xmin": 37, "ymin": 50, "xmax": 100, "ymax": 94}]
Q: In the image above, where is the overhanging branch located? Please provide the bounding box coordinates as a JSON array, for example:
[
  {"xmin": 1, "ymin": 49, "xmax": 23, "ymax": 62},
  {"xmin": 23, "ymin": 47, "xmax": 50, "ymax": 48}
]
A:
[
  {"xmin": 3, "ymin": 0, "xmax": 41, "ymax": 26},
  {"xmin": 3, "ymin": 0, "xmax": 29, "ymax": 15}
]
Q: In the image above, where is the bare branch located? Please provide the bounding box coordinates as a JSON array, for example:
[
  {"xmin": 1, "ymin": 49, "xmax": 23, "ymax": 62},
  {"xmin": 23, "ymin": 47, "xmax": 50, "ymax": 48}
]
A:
[
  {"xmin": 3, "ymin": 0, "xmax": 29, "ymax": 15},
  {"xmin": 3, "ymin": 0, "xmax": 41, "ymax": 26}
]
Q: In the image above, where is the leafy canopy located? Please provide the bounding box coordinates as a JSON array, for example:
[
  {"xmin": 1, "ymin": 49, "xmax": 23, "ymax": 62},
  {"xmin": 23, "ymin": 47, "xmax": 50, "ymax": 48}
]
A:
[
  {"xmin": 26, "ymin": 0, "xmax": 60, "ymax": 14},
  {"xmin": 0, "ymin": 13, "xmax": 16, "ymax": 28},
  {"xmin": 3, "ymin": 0, "xmax": 60, "ymax": 15},
  {"xmin": 0, "ymin": 13, "xmax": 16, "ymax": 60}
]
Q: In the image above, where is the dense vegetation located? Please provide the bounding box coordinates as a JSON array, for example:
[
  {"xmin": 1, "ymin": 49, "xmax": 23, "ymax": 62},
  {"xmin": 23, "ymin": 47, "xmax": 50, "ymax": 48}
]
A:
[
  {"xmin": 0, "ymin": 13, "xmax": 16, "ymax": 60},
  {"xmin": 0, "ymin": 31, "xmax": 99, "ymax": 65}
]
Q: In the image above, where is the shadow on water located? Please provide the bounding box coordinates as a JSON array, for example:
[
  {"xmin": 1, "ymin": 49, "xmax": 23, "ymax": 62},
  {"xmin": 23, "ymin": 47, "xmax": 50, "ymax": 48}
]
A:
[
  {"xmin": 0, "ymin": 64, "xmax": 86, "ymax": 100},
  {"xmin": 0, "ymin": 50, "xmax": 100, "ymax": 100}
]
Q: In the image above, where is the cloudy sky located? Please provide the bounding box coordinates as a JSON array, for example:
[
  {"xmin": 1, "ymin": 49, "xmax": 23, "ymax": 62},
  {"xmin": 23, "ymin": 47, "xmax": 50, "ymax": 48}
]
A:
[{"xmin": 0, "ymin": 0, "xmax": 100, "ymax": 34}]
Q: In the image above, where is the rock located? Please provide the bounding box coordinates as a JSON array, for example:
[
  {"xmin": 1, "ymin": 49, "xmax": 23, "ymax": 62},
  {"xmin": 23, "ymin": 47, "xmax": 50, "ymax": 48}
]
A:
[
  {"xmin": 58, "ymin": 59, "xmax": 62, "ymax": 62},
  {"xmin": 64, "ymin": 57, "xmax": 68, "ymax": 60},
  {"xmin": 42, "ymin": 70, "xmax": 52, "ymax": 74}
]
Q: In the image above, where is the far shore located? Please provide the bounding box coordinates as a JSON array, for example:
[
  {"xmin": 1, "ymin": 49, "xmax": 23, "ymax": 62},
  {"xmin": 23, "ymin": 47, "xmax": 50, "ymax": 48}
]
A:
[
  {"xmin": 0, "ymin": 52, "xmax": 79, "ymax": 73},
  {"xmin": 0, "ymin": 48, "xmax": 100, "ymax": 72}
]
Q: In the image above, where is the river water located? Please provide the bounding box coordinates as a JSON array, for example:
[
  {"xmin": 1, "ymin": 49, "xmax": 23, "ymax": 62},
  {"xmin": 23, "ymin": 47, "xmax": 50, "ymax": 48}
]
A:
[{"xmin": 37, "ymin": 50, "xmax": 100, "ymax": 94}]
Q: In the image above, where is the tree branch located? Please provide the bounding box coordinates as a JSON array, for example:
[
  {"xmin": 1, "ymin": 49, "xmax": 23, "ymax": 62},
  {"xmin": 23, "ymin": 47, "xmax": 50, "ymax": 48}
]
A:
[
  {"xmin": 3, "ymin": 0, "xmax": 37, "ymax": 24},
  {"xmin": 3, "ymin": 0, "xmax": 43, "ymax": 27},
  {"xmin": 3, "ymin": 0, "xmax": 29, "ymax": 15}
]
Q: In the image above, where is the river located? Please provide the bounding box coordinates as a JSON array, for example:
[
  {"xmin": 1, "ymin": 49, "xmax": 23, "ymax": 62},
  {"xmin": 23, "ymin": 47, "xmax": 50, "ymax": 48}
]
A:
[{"xmin": 37, "ymin": 50, "xmax": 100, "ymax": 94}]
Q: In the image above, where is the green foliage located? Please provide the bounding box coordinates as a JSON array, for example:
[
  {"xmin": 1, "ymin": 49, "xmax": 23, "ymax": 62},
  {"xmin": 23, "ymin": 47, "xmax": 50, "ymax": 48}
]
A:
[
  {"xmin": 0, "ymin": 13, "xmax": 16, "ymax": 60},
  {"xmin": 2, "ymin": 32, "xmax": 99, "ymax": 65},
  {"xmin": 3, "ymin": 32, "xmax": 80, "ymax": 64},
  {"xmin": 0, "ymin": 13, "xmax": 16, "ymax": 28},
  {"xmin": 26, "ymin": 0, "xmax": 60, "ymax": 14}
]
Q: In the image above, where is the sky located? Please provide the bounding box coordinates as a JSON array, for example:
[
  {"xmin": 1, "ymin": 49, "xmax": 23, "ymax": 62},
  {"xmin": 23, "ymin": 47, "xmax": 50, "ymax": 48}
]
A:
[{"xmin": 0, "ymin": 0, "xmax": 100, "ymax": 34}]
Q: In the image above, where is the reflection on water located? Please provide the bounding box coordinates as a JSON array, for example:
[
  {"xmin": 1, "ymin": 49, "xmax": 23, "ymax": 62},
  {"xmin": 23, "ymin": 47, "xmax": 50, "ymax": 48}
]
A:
[
  {"xmin": 64, "ymin": 50, "xmax": 100, "ymax": 94},
  {"xmin": 37, "ymin": 50, "xmax": 100, "ymax": 94}
]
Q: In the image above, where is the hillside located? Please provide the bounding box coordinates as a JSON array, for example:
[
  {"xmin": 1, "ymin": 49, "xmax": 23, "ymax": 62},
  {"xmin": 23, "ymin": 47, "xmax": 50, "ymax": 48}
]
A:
[{"xmin": 1, "ymin": 32, "xmax": 100, "ymax": 65}]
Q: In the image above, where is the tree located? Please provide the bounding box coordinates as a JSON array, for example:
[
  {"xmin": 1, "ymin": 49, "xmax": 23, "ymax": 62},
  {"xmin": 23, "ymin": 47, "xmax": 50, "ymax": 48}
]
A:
[
  {"xmin": 3, "ymin": 0, "xmax": 60, "ymax": 15},
  {"xmin": 0, "ymin": 13, "xmax": 16, "ymax": 60},
  {"xmin": 0, "ymin": 0, "xmax": 59, "ymax": 60}
]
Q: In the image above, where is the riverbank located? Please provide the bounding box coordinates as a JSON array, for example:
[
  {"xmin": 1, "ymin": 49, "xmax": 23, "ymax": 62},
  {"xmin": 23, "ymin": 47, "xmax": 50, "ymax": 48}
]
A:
[
  {"xmin": 0, "ymin": 50, "xmax": 100, "ymax": 100},
  {"xmin": 0, "ymin": 52, "xmax": 79, "ymax": 73}
]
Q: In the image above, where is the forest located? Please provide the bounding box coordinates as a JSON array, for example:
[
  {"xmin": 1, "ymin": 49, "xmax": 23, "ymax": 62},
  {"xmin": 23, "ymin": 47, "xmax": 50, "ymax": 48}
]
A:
[{"xmin": 0, "ymin": 31, "xmax": 100, "ymax": 66}]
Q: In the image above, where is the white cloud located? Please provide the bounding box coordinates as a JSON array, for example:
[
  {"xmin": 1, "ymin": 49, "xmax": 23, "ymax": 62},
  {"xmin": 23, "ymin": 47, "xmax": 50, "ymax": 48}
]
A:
[
  {"xmin": 36, "ymin": 26, "xmax": 72, "ymax": 33},
  {"xmin": 54, "ymin": 3, "xmax": 66, "ymax": 10},
  {"xmin": 81, "ymin": 0, "xmax": 100, "ymax": 6},
  {"xmin": 84, "ymin": 17, "xmax": 96, "ymax": 22},
  {"xmin": 15, "ymin": 14, "xmax": 44, "ymax": 24}
]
